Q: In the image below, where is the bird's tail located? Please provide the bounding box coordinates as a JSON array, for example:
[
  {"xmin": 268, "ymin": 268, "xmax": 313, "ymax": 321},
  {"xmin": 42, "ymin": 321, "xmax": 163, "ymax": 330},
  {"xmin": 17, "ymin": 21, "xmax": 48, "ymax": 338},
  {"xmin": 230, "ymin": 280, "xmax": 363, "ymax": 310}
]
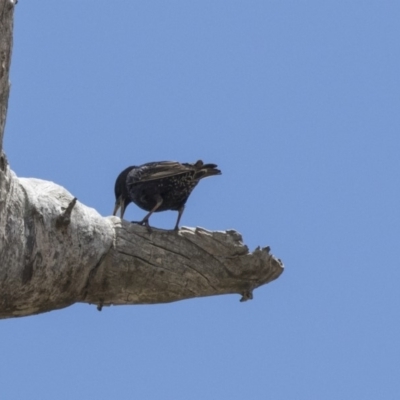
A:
[{"xmin": 193, "ymin": 160, "xmax": 222, "ymax": 179}]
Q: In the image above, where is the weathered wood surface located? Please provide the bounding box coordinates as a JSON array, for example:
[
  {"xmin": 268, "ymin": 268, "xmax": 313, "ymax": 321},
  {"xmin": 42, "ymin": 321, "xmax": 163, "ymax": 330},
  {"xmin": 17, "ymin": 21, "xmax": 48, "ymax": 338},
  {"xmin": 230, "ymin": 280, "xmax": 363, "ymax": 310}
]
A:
[
  {"xmin": 0, "ymin": 0, "xmax": 283, "ymax": 319},
  {"xmin": 86, "ymin": 221, "xmax": 283, "ymax": 307},
  {"xmin": 0, "ymin": 0, "xmax": 14, "ymax": 154}
]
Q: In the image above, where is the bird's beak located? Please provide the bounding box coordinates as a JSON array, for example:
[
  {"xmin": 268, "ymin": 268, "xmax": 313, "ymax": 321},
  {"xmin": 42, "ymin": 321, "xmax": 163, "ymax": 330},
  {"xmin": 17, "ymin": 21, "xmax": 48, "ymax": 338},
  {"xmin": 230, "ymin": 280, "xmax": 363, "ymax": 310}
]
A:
[{"xmin": 113, "ymin": 196, "xmax": 123, "ymax": 217}]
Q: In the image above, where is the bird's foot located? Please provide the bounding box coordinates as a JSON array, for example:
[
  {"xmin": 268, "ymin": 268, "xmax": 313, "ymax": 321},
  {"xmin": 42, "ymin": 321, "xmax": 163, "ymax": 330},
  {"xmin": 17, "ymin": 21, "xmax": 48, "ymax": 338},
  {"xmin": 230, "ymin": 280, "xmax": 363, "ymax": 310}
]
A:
[{"xmin": 131, "ymin": 219, "xmax": 152, "ymax": 233}]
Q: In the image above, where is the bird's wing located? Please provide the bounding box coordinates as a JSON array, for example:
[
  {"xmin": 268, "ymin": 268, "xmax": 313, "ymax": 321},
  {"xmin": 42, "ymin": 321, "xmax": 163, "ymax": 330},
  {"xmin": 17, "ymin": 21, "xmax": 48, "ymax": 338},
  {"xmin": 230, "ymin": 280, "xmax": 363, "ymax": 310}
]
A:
[{"xmin": 127, "ymin": 161, "xmax": 193, "ymax": 184}]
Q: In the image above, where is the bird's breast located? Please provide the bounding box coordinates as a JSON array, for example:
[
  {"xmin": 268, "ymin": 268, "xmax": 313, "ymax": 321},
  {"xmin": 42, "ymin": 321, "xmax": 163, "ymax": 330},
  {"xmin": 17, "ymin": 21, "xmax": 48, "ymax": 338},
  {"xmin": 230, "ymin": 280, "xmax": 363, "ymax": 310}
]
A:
[{"xmin": 128, "ymin": 174, "xmax": 199, "ymax": 212}]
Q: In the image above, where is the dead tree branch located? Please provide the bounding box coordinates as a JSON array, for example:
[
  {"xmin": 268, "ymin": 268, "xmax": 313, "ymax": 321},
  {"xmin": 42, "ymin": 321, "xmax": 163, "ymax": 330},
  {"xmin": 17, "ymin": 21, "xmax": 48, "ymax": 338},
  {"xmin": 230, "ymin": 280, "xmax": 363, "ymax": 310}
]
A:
[{"xmin": 0, "ymin": 0, "xmax": 283, "ymax": 319}]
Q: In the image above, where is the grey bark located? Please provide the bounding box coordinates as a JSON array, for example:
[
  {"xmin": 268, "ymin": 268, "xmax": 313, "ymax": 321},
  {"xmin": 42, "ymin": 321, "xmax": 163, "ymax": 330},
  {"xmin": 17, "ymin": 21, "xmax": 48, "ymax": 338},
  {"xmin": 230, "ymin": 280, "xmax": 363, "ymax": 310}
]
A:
[{"xmin": 0, "ymin": 0, "xmax": 284, "ymax": 319}]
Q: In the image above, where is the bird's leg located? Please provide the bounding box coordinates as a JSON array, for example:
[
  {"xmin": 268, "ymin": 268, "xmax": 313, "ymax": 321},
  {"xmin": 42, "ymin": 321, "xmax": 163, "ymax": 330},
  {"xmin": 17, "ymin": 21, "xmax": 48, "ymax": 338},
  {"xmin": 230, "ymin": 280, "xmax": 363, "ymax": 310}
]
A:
[
  {"xmin": 173, "ymin": 205, "xmax": 185, "ymax": 231},
  {"xmin": 132, "ymin": 195, "xmax": 163, "ymax": 230}
]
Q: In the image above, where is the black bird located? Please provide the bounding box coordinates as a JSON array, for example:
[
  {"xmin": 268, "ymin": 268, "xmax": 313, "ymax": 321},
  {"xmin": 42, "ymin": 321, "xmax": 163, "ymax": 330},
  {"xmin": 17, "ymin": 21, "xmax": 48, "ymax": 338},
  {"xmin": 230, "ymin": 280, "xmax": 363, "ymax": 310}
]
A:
[{"xmin": 113, "ymin": 160, "xmax": 221, "ymax": 230}]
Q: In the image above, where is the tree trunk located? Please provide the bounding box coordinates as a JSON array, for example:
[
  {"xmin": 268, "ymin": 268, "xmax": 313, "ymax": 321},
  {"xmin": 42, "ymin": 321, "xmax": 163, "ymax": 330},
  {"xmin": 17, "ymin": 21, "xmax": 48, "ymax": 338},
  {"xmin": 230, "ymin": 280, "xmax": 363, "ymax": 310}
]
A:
[{"xmin": 0, "ymin": 0, "xmax": 283, "ymax": 319}]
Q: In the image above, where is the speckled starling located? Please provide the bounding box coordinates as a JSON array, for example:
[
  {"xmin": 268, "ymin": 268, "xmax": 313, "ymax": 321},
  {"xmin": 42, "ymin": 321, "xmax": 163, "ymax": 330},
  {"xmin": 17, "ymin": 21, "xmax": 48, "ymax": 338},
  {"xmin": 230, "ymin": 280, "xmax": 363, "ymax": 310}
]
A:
[{"xmin": 113, "ymin": 160, "xmax": 221, "ymax": 230}]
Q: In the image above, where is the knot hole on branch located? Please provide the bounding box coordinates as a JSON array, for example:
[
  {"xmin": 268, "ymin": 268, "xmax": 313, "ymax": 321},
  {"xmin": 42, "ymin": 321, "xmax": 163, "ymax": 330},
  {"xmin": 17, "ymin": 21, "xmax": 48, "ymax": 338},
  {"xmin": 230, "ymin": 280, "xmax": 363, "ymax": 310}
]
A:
[{"xmin": 56, "ymin": 197, "xmax": 78, "ymax": 230}]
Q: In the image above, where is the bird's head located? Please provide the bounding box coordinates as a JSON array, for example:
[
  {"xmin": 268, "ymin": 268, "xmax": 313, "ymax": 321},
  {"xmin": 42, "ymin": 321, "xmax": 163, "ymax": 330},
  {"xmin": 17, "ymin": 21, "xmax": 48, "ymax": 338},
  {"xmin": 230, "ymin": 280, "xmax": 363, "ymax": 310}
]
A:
[{"xmin": 113, "ymin": 166, "xmax": 135, "ymax": 218}]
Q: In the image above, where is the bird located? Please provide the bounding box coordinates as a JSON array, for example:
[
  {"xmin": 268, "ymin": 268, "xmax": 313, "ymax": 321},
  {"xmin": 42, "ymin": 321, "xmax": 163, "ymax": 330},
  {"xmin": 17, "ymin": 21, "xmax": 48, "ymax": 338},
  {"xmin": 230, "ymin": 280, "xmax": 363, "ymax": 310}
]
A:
[{"xmin": 113, "ymin": 160, "xmax": 221, "ymax": 230}]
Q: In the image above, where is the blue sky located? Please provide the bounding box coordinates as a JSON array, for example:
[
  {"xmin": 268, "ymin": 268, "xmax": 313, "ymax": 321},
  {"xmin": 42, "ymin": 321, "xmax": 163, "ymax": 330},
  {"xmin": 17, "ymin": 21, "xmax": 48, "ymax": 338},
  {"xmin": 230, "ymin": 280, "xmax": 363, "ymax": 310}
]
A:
[{"xmin": 2, "ymin": 2, "xmax": 400, "ymax": 399}]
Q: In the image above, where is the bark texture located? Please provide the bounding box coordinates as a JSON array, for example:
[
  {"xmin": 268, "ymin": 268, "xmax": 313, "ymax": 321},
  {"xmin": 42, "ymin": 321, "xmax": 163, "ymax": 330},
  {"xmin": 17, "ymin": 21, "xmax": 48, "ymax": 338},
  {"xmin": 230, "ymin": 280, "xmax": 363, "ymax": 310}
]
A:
[{"xmin": 0, "ymin": 0, "xmax": 284, "ymax": 319}]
